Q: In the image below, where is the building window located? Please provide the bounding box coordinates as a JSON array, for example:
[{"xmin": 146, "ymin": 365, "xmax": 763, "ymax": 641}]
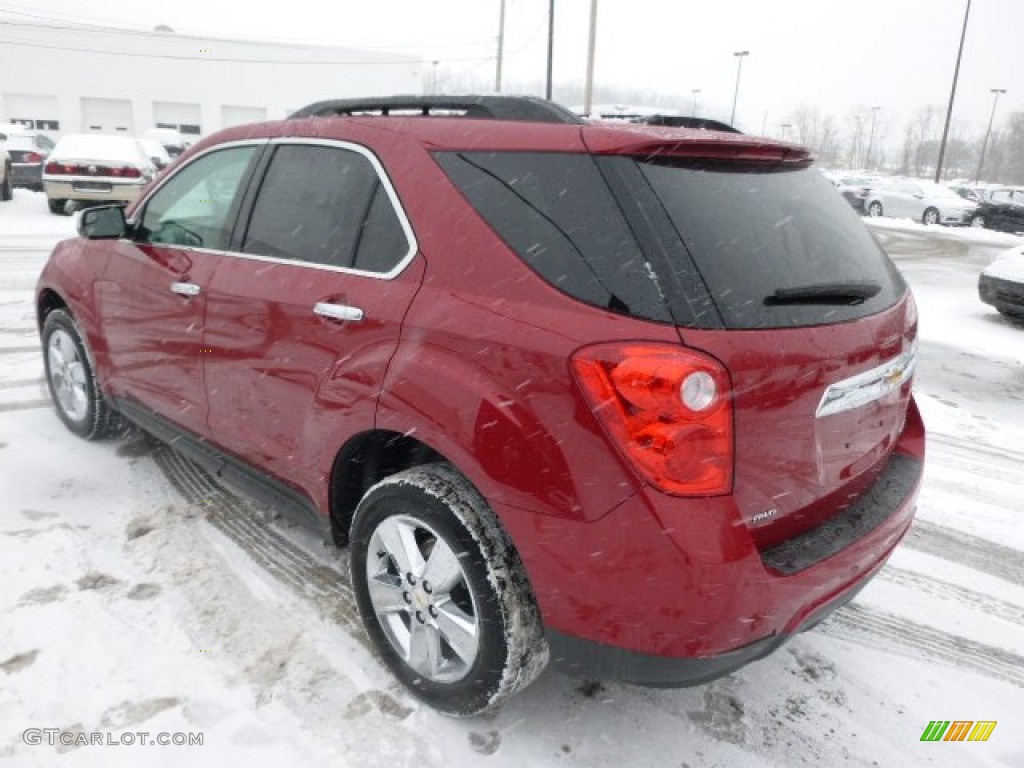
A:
[
  {"xmin": 10, "ymin": 118, "xmax": 59, "ymax": 131},
  {"xmin": 156, "ymin": 122, "xmax": 202, "ymax": 136}
]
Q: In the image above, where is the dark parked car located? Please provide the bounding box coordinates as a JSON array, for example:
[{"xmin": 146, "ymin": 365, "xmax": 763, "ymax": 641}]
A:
[
  {"xmin": 36, "ymin": 95, "xmax": 924, "ymax": 715},
  {"xmin": 0, "ymin": 127, "xmax": 54, "ymax": 191},
  {"xmin": 979, "ymin": 244, "xmax": 1024, "ymax": 318},
  {"xmin": 970, "ymin": 187, "xmax": 1024, "ymax": 234},
  {"xmin": 830, "ymin": 174, "xmax": 875, "ymax": 213}
]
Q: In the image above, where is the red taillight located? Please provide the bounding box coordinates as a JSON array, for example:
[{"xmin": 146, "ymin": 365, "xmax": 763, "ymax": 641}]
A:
[
  {"xmin": 109, "ymin": 166, "xmax": 142, "ymax": 178},
  {"xmin": 571, "ymin": 343, "xmax": 734, "ymax": 496},
  {"xmin": 45, "ymin": 161, "xmax": 70, "ymax": 175},
  {"xmin": 25, "ymin": 152, "xmax": 43, "ymax": 163}
]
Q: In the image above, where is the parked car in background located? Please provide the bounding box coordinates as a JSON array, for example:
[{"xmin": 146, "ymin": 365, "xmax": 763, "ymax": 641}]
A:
[
  {"xmin": 36, "ymin": 95, "xmax": 924, "ymax": 715},
  {"xmin": 42, "ymin": 134, "xmax": 156, "ymax": 215},
  {"xmin": 865, "ymin": 180, "xmax": 977, "ymax": 225},
  {"xmin": 969, "ymin": 187, "xmax": 1024, "ymax": 234},
  {"xmin": 978, "ymin": 244, "xmax": 1024, "ymax": 318},
  {"xmin": 144, "ymin": 127, "xmax": 190, "ymax": 158},
  {"xmin": 0, "ymin": 124, "xmax": 55, "ymax": 192},
  {"xmin": 138, "ymin": 138, "xmax": 173, "ymax": 170},
  {"xmin": 949, "ymin": 184, "xmax": 986, "ymax": 205},
  {"xmin": 0, "ymin": 140, "xmax": 11, "ymax": 202},
  {"xmin": 828, "ymin": 174, "xmax": 875, "ymax": 213}
]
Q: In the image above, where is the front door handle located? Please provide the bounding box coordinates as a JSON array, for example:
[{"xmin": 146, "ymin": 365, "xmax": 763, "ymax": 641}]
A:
[
  {"xmin": 170, "ymin": 281, "xmax": 201, "ymax": 297},
  {"xmin": 313, "ymin": 302, "xmax": 364, "ymax": 322}
]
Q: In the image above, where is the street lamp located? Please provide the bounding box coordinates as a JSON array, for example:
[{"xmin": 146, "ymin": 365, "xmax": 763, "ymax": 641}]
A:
[
  {"xmin": 691, "ymin": 88, "xmax": 701, "ymax": 117},
  {"xmin": 976, "ymin": 88, "xmax": 1007, "ymax": 183},
  {"xmin": 545, "ymin": 0, "xmax": 555, "ymax": 100},
  {"xmin": 495, "ymin": 0, "xmax": 506, "ymax": 93},
  {"xmin": 866, "ymin": 106, "xmax": 881, "ymax": 170},
  {"xmin": 935, "ymin": 0, "xmax": 972, "ymax": 182},
  {"xmin": 730, "ymin": 50, "xmax": 749, "ymax": 126}
]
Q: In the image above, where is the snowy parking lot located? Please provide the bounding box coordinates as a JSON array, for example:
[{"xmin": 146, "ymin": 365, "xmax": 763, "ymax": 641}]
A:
[{"xmin": 1, "ymin": 190, "xmax": 1022, "ymax": 767}]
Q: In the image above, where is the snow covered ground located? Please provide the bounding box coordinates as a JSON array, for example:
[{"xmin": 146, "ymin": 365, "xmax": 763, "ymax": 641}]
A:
[{"xmin": 1, "ymin": 190, "xmax": 1022, "ymax": 767}]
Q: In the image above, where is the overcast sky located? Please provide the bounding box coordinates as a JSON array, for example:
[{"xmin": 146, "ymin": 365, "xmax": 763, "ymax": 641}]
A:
[{"xmin": 2, "ymin": 0, "xmax": 1020, "ymax": 136}]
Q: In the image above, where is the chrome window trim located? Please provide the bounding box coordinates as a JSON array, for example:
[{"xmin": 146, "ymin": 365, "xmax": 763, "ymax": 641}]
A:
[
  {"xmin": 130, "ymin": 137, "xmax": 420, "ymax": 282},
  {"xmin": 815, "ymin": 341, "xmax": 917, "ymax": 418}
]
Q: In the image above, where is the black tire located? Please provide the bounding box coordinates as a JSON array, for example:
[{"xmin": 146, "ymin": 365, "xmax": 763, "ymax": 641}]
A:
[
  {"xmin": 922, "ymin": 207, "xmax": 940, "ymax": 226},
  {"xmin": 970, "ymin": 215, "xmax": 986, "ymax": 228},
  {"xmin": 1, "ymin": 165, "xmax": 12, "ymax": 201},
  {"xmin": 868, "ymin": 201, "xmax": 883, "ymax": 217},
  {"xmin": 47, "ymin": 198, "xmax": 68, "ymax": 215},
  {"xmin": 42, "ymin": 309, "xmax": 125, "ymax": 440},
  {"xmin": 350, "ymin": 463, "xmax": 548, "ymax": 716}
]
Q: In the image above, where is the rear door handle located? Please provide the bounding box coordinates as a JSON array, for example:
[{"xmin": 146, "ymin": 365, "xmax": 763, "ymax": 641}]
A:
[
  {"xmin": 313, "ymin": 302, "xmax": 364, "ymax": 322},
  {"xmin": 170, "ymin": 281, "xmax": 201, "ymax": 297}
]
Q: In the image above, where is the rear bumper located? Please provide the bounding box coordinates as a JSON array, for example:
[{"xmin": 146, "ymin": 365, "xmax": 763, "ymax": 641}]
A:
[
  {"xmin": 979, "ymin": 273, "xmax": 1024, "ymax": 315},
  {"xmin": 12, "ymin": 164, "xmax": 43, "ymax": 189},
  {"xmin": 547, "ymin": 571, "xmax": 873, "ymax": 686},
  {"xmin": 43, "ymin": 179, "xmax": 146, "ymax": 203}
]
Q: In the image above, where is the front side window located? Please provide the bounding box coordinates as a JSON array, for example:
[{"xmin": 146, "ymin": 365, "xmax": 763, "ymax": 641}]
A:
[
  {"xmin": 138, "ymin": 146, "xmax": 257, "ymax": 250},
  {"xmin": 242, "ymin": 144, "xmax": 409, "ymax": 273}
]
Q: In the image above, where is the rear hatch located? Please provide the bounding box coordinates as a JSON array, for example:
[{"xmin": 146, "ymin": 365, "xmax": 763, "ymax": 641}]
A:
[
  {"xmin": 614, "ymin": 144, "xmax": 916, "ymax": 547},
  {"xmin": 435, "ymin": 128, "xmax": 916, "ymax": 546}
]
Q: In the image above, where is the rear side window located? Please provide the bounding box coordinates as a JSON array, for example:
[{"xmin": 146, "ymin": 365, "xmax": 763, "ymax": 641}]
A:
[
  {"xmin": 435, "ymin": 151, "xmax": 671, "ymax": 322},
  {"xmin": 243, "ymin": 144, "xmax": 409, "ymax": 273},
  {"xmin": 638, "ymin": 161, "xmax": 906, "ymax": 329}
]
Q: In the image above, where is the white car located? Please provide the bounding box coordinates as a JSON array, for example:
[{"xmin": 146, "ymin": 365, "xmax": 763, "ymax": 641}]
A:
[
  {"xmin": 978, "ymin": 244, "xmax": 1024, "ymax": 319},
  {"xmin": 865, "ymin": 180, "xmax": 977, "ymax": 226},
  {"xmin": 42, "ymin": 134, "xmax": 156, "ymax": 215}
]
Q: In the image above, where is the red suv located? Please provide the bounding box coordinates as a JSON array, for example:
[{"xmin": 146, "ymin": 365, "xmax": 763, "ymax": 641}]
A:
[{"xmin": 36, "ymin": 96, "xmax": 924, "ymax": 715}]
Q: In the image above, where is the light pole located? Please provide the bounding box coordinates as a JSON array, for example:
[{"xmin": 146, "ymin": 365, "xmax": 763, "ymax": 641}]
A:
[
  {"xmin": 866, "ymin": 106, "xmax": 881, "ymax": 170},
  {"xmin": 691, "ymin": 88, "xmax": 701, "ymax": 117},
  {"xmin": 545, "ymin": 0, "xmax": 555, "ymax": 100},
  {"xmin": 730, "ymin": 50, "xmax": 749, "ymax": 126},
  {"xmin": 582, "ymin": 0, "xmax": 599, "ymax": 116},
  {"xmin": 935, "ymin": 0, "xmax": 972, "ymax": 182},
  {"xmin": 976, "ymin": 89, "xmax": 1007, "ymax": 183},
  {"xmin": 431, "ymin": 60, "xmax": 439, "ymax": 94},
  {"xmin": 495, "ymin": 0, "xmax": 506, "ymax": 93}
]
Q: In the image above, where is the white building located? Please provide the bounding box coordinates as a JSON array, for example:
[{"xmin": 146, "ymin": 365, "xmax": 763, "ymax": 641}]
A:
[{"xmin": 0, "ymin": 17, "xmax": 424, "ymax": 139}]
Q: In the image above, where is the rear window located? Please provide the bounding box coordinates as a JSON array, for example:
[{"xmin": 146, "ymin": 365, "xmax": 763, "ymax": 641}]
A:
[{"xmin": 636, "ymin": 160, "xmax": 906, "ymax": 329}]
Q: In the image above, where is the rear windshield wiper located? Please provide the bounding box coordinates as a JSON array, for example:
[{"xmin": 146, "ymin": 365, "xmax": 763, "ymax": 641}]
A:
[{"xmin": 764, "ymin": 281, "xmax": 881, "ymax": 306}]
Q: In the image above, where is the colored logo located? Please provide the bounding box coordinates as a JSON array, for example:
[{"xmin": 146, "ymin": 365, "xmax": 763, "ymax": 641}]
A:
[{"xmin": 920, "ymin": 721, "xmax": 997, "ymax": 742}]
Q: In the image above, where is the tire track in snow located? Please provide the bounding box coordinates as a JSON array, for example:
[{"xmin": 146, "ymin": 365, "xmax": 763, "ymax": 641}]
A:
[
  {"xmin": 823, "ymin": 604, "xmax": 1024, "ymax": 688},
  {"xmin": 877, "ymin": 567, "xmax": 1024, "ymax": 627},
  {"xmin": 0, "ymin": 398, "xmax": 51, "ymax": 413},
  {"xmin": 150, "ymin": 442, "xmax": 363, "ymax": 633},
  {"xmin": 903, "ymin": 520, "xmax": 1023, "ymax": 586}
]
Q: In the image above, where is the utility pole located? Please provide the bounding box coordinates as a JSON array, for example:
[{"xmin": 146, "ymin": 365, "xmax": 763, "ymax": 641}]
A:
[
  {"xmin": 935, "ymin": 0, "xmax": 972, "ymax": 182},
  {"xmin": 495, "ymin": 0, "xmax": 506, "ymax": 93},
  {"xmin": 976, "ymin": 88, "xmax": 1007, "ymax": 183},
  {"xmin": 545, "ymin": 0, "xmax": 555, "ymax": 100},
  {"xmin": 866, "ymin": 106, "xmax": 881, "ymax": 170},
  {"xmin": 431, "ymin": 60, "xmax": 439, "ymax": 94},
  {"xmin": 730, "ymin": 50, "xmax": 749, "ymax": 126},
  {"xmin": 691, "ymin": 88, "xmax": 701, "ymax": 117},
  {"xmin": 582, "ymin": 0, "xmax": 599, "ymax": 116}
]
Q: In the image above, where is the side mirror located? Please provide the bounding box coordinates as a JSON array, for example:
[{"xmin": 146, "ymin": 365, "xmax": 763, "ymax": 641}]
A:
[{"xmin": 79, "ymin": 205, "xmax": 128, "ymax": 239}]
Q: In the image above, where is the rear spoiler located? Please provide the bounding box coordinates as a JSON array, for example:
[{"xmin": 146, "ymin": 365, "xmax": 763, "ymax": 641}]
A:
[{"xmin": 584, "ymin": 133, "xmax": 812, "ymax": 165}]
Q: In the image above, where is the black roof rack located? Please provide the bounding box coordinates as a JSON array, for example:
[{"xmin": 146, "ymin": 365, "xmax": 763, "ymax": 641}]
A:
[{"xmin": 289, "ymin": 95, "xmax": 584, "ymax": 125}]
